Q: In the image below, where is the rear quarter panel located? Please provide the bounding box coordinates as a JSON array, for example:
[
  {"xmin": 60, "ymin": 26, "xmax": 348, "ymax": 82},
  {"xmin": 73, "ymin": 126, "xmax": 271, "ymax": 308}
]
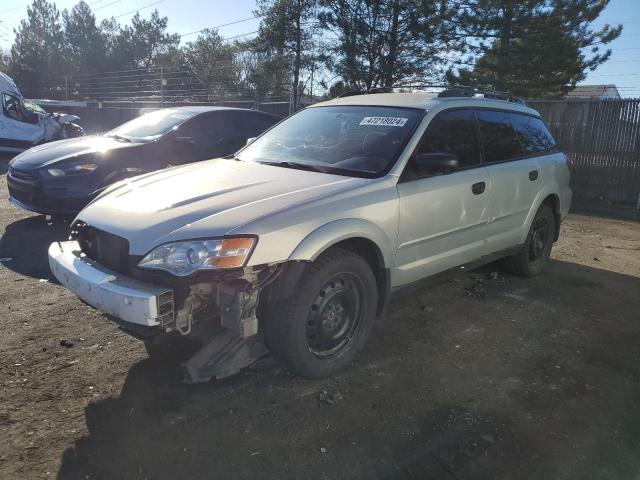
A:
[{"xmin": 518, "ymin": 152, "xmax": 572, "ymax": 245}]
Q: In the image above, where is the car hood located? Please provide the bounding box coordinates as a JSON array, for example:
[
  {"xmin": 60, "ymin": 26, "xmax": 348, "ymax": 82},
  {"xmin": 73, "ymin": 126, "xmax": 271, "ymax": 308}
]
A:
[
  {"xmin": 9, "ymin": 135, "xmax": 142, "ymax": 169},
  {"xmin": 77, "ymin": 158, "xmax": 365, "ymax": 255}
]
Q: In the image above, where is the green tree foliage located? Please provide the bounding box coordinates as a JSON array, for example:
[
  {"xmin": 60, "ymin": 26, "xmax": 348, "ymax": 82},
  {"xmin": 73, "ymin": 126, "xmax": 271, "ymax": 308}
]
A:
[
  {"xmin": 182, "ymin": 29, "xmax": 237, "ymax": 99},
  {"xmin": 62, "ymin": 1, "xmax": 108, "ymax": 74},
  {"xmin": 8, "ymin": 0, "xmax": 67, "ymax": 95},
  {"xmin": 254, "ymin": 0, "xmax": 318, "ymax": 108},
  {"xmin": 1, "ymin": 0, "xmax": 623, "ymax": 101},
  {"xmin": 111, "ymin": 11, "xmax": 181, "ymax": 69},
  {"xmin": 447, "ymin": 0, "xmax": 622, "ymax": 98},
  {"xmin": 318, "ymin": 0, "xmax": 456, "ymax": 92}
]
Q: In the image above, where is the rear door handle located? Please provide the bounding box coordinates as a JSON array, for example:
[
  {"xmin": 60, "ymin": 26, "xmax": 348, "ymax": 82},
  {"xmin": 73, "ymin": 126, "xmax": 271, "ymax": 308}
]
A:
[
  {"xmin": 529, "ymin": 170, "xmax": 539, "ymax": 181},
  {"xmin": 471, "ymin": 181, "xmax": 486, "ymax": 195}
]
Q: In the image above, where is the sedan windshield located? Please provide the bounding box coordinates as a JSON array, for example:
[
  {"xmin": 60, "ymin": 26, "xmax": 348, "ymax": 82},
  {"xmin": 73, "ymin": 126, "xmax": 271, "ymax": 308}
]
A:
[
  {"xmin": 107, "ymin": 109, "xmax": 195, "ymax": 142},
  {"xmin": 236, "ymin": 105, "xmax": 423, "ymax": 177}
]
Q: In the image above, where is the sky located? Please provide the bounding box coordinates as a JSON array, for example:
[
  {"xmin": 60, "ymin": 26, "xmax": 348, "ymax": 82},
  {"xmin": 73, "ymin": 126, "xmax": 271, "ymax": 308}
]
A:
[{"xmin": 0, "ymin": 0, "xmax": 639, "ymax": 96}]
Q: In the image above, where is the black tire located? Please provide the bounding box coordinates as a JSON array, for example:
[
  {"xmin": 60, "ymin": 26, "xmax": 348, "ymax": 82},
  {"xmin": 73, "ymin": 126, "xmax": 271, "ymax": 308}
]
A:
[
  {"xmin": 503, "ymin": 204, "xmax": 555, "ymax": 277},
  {"xmin": 264, "ymin": 247, "xmax": 378, "ymax": 378}
]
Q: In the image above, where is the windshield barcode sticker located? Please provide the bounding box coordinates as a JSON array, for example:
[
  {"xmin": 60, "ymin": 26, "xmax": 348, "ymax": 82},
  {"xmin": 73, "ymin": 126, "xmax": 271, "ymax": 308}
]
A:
[{"xmin": 360, "ymin": 116, "xmax": 408, "ymax": 127}]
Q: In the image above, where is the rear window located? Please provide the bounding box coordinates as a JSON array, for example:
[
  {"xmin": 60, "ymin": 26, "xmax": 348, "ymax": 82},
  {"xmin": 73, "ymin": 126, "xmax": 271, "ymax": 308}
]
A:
[
  {"xmin": 508, "ymin": 113, "xmax": 557, "ymax": 154},
  {"xmin": 475, "ymin": 109, "xmax": 523, "ymax": 163}
]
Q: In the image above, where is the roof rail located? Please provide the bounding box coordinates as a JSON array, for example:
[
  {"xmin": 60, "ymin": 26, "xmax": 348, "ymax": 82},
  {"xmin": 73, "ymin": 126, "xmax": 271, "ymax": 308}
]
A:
[
  {"xmin": 337, "ymin": 90, "xmax": 365, "ymax": 98},
  {"xmin": 334, "ymin": 84, "xmax": 526, "ymax": 106},
  {"xmin": 437, "ymin": 86, "xmax": 526, "ymax": 105}
]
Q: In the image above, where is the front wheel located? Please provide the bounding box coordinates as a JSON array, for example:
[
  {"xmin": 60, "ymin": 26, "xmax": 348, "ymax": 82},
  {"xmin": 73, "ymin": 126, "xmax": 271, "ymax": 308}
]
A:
[
  {"xmin": 503, "ymin": 204, "xmax": 555, "ymax": 277},
  {"xmin": 264, "ymin": 248, "xmax": 378, "ymax": 378}
]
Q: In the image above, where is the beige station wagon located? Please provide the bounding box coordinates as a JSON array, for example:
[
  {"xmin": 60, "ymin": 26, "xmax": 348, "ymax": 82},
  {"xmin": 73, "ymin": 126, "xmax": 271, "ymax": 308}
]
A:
[{"xmin": 48, "ymin": 88, "xmax": 572, "ymax": 383}]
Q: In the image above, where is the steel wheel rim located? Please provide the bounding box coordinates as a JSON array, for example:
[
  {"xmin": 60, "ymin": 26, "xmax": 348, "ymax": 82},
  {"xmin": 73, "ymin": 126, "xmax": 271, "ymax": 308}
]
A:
[
  {"xmin": 306, "ymin": 272, "xmax": 365, "ymax": 358},
  {"xmin": 529, "ymin": 216, "xmax": 550, "ymax": 262}
]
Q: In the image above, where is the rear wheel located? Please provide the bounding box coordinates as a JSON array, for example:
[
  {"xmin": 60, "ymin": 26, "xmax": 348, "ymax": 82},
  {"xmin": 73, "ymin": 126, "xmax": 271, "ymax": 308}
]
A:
[
  {"xmin": 503, "ymin": 204, "xmax": 555, "ymax": 277},
  {"xmin": 264, "ymin": 248, "xmax": 378, "ymax": 378}
]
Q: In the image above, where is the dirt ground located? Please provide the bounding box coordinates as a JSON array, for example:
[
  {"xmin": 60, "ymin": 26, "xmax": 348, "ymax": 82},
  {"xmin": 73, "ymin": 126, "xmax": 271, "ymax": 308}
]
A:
[{"xmin": 1, "ymin": 154, "xmax": 639, "ymax": 480}]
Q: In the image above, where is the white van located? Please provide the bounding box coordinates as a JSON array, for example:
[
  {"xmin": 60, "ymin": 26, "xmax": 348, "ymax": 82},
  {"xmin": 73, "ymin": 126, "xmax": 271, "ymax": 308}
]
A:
[{"xmin": 0, "ymin": 72, "xmax": 83, "ymax": 153}]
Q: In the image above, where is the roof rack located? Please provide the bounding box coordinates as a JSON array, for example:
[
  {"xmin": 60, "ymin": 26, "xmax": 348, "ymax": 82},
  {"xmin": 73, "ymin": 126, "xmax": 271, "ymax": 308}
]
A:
[
  {"xmin": 437, "ymin": 86, "xmax": 526, "ymax": 105},
  {"xmin": 335, "ymin": 84, "xmax": 526, "ymax": 106}
]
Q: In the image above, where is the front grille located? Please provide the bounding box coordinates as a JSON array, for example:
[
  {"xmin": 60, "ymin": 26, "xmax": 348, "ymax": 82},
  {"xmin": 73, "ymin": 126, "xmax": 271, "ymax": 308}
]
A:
[
  {"xmin": 72, "ymin": 222, "xmax": 130, "ymax": 273},
  {"xmin": 9, "ymin": 168, "xmax": 35, "ymax": 182}
]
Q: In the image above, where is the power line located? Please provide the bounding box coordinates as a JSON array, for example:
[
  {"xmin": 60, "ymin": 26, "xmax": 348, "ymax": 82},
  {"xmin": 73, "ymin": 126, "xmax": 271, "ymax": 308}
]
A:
[
  {"xmin": 93, "ymin": 0, "xmax": 125, "ymax": 12},
  {"xmin": 178, "ymin": 16, "xmax": 262, "ymax": 39},
  {"xmin": 0, "ymin": 2, "xmax": 31, "ymax": 14},
  {"xmin": 112, "ymin": 0, "xmax": 167, "ymax": 19}
]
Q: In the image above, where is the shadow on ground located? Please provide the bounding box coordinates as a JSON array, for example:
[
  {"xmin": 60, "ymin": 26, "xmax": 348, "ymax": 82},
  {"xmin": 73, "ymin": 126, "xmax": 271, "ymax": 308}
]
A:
[
  {"xmin": 0, "ymin": 216, "xmax": 71, "ymax": 278},
  {"xmin": 0, "ymin": 153, "xmax": 15, "ymax": 174},
  {"xmin": 55, "ymin": 260, "xmax": 640, "ymax": 480}
]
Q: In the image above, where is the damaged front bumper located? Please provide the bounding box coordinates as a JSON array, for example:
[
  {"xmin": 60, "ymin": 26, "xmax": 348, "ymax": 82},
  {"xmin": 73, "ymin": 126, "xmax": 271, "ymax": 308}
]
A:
[
  {"xmin": 48, "ymin": 241, "xmax": 174, "ymax": 326},
  {"xmin": 48, "ymin": 240, "xmax": 289, "ymax": 383}
]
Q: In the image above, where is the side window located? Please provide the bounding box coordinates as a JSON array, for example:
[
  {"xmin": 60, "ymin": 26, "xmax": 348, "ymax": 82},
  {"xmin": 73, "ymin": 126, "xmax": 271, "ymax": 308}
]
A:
[
  {"xmin": 405, "ymin": 109, "xmax": 480, "ymax": 180},
  {"xmin": 179, "ymin": 113, "xmax": 238, "ymax": 148},
  {"xmin": 476, "ymin": 109, "xmax": 523, "ymax": 163},
  {"xmin": 509, "ymin": 113, "xmax": 556, "ymax": 154}
]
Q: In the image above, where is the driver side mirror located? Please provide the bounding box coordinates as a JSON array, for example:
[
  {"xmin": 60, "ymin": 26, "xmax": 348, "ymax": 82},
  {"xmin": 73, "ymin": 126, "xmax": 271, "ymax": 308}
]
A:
[
  {"xmin": 245, "ymin": 137, "xmax": 256, "ymax": 146},
  {"xmin": 415, "ymin": 152, "xmax": 459, "ymax": 175}
]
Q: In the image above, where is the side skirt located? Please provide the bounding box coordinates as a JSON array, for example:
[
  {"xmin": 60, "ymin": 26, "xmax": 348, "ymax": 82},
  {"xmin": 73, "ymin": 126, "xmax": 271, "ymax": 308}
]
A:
[{"xmin": 389, "ymin": 245, "xmax": 522, "ymax": 300}]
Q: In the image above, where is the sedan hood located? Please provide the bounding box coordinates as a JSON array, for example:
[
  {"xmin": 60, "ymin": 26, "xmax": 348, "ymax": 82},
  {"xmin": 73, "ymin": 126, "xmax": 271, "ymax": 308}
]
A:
[
  {"xmin": 9, "ymin": 135, "xmax": 141, "ymax": 169},
  {"xmin": 77, "ymin": 159, "xmax": 364, "ymax": 255}
]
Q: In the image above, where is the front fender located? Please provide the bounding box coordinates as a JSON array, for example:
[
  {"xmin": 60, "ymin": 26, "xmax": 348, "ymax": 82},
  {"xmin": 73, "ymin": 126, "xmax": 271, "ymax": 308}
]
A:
[{"xmin": 288, "ymin": 218, "xmax": 393, "ymax": 268}]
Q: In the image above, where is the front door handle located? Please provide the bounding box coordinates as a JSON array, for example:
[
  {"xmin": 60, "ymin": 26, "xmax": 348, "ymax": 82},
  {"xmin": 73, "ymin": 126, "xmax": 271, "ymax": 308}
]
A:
[
  {"xmin": 529, "ymin": 170, "xmax": 539, "ymax": 181},
  {"xmin": 471, "ymin": 181, "xmax": 486, "ymax": 195}
]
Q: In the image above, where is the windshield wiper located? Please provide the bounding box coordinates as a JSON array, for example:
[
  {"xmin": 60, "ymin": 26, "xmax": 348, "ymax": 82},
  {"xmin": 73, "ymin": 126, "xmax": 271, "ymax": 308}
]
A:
[
  {"xmin": 104, "ymin": 134, "xmax": 132, "ymax": 143},
  {"xmin": 258, "ymin": 161, "xmax": 327, "ymax": 173}
]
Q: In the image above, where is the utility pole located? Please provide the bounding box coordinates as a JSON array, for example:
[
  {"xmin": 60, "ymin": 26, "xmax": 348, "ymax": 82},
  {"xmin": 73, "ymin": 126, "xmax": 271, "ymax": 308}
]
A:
[
  {"xmin": 64, "ymin": 76, "xmax": 68, "ymax": 101},
  {"xmin": 160, "ymin": 66, "xmax": 164, "ymax": 107}
]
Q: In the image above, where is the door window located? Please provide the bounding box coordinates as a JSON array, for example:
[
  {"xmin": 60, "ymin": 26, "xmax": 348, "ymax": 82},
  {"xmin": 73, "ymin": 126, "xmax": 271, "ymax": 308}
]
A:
[
  {"xmin": 179, "ymin": 112, "xmax": 239, "ymax": 148},
  {"xmin": 475, "ymin": 109, "xmax": 523, "ymax": 163},
  {"xmin": 508, "ymin": 113, "xmax": 557, "ymax": 154},
  {"xmin": 404, "ymin": 109, "xmax": 480, "ymax": 180}
]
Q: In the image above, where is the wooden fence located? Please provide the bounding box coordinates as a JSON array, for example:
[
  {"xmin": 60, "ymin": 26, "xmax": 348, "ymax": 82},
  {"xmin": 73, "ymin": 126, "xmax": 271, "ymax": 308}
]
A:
[{"xmin": 529, "ymin": 99, "xmax": 640, "ymax": 206}]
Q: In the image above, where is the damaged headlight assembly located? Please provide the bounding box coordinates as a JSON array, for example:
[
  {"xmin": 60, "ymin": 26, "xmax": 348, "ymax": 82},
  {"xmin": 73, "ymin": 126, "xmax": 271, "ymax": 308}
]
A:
[{"xmin": 137, "ymin": 237, "xmax": 257, "ymax": 276}]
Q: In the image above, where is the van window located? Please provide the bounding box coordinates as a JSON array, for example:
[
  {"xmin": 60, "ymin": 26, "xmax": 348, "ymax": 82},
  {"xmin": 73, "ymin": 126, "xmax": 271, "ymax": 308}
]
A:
[
  {"xmin": 508, "ymin": 113, "xmax": 557, "ymax": 154},
  {"xmin": 2, "ymin": 92, "xmax": 35, "ymax": 124},
  {"xmin": 475, "ymin": 109, "xmax": 523, "ymax": 162}
]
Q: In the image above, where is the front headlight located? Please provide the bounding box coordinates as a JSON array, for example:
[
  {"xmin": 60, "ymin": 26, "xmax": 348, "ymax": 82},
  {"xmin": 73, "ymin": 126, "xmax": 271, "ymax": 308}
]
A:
[
  {"xmin": 48, "ymin": 162, "xmax": 98, "ymax": 177},
  {"xmin": 137, "ymin": 237, "xmax": 257, "ymax": 276}
]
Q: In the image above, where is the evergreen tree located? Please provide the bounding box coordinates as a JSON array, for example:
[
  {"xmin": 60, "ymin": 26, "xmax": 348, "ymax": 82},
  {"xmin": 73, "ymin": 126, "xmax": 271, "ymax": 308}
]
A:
[
  {"xmin": 318, "ymin": 0, "xmax": 457, "ymax": 91},
  {"xmin": 62, "ymin": 1, "xmax": 108, "ymax": 75},
  {"xmin": 111, "ymin": 10, "xmax": 180, "ymax": 69},
  {"xmin": 447, "ymin": 0, "xmax": 622, "ymax": 98},
  {"xmin": 254, "ymin": 0, "xmax": 318, "ymax": 109},
  {"xmin": 182, "ymin": 29, "xmax": 237, "ymax": 99},
  {"xmin": 7, "ymin": 0, "xmax": 67, "ymax": 96}
]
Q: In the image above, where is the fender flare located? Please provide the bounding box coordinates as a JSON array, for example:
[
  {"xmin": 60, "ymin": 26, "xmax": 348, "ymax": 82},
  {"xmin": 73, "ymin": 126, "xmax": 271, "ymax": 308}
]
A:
[{"xmin": 288, "ymin": 218, "xmax": 394, "ymax": 268}]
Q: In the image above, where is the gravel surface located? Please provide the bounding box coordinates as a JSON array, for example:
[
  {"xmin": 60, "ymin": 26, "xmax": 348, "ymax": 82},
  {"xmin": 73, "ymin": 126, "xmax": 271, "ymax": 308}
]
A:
[{"xmin": 1, "ymin": 155, "xmax": 639, "ymax": 479}]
